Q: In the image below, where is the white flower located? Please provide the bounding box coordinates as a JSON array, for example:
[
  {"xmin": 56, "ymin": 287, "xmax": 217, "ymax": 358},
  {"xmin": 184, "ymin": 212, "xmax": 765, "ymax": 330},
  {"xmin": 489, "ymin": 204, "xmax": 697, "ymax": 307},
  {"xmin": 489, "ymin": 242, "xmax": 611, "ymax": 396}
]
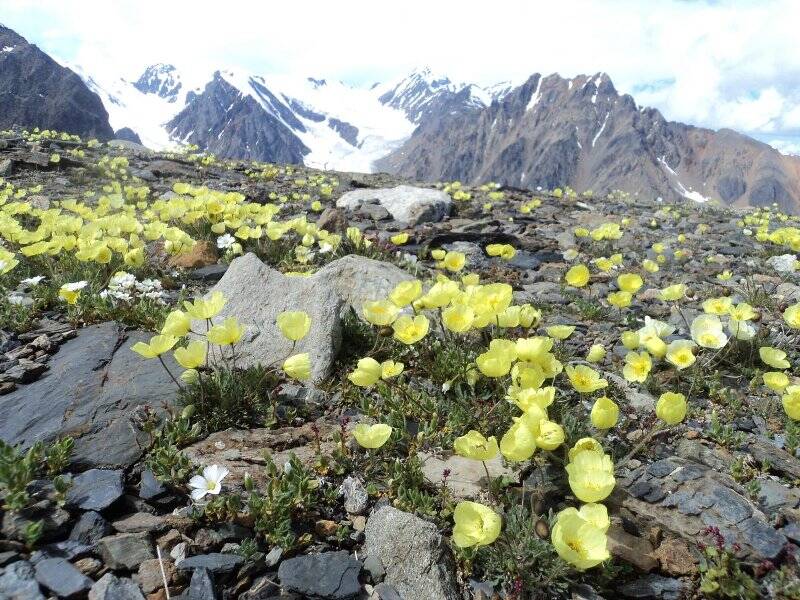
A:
[
  {"xmin": 188, "ymin": 464, "xmax": 229, "ymax": 501},
  {"xmin": 216, "ymin": 234, "xmax": 236, "ymax": 249},
  {"xmin": 62, "ymin": 280, "xmax": 88, "ymax": 292},
  {"xmin": 110, "ymin": 271, "xmax": 136, "ymax": 288},
  {"xmin": 20, "ymin": 276, "xmax": 45, "ymax": 287},
  {"xmin": 7, "ymin": 294, "xmax": 25, "ymax": 305}
]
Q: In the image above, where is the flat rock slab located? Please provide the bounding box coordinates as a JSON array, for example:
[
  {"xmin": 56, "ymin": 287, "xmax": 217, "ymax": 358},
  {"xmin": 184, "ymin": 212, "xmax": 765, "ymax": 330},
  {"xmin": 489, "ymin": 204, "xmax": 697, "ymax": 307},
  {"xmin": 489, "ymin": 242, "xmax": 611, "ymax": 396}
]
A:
[
  {"xmin": 183, "ymin": 421, "xmax": 336, "ymax": 494},
  {"xmin": 0, "ymin": 322, "xmax": 179, "ymax": 469},
  {"xmin": 614, "ymin": 453, "xmax": 788, "ymax": 562},
  {"xmin": 176, "ymin": 552, "xmax": 244, "ymax": 575},
  {"xmin": 278, "ymin": 550, "xmax": 361, "ymax": 599},
  {"xmin": 418, "ymin": 452, "xmax": 515, "ymax": 500},
  {"xmin": 336, "ymin": 185, "xmax": 451, "ymax": 225},
  {"xmin": 209, "ymin": 253, "xmax": 412, "ymax": 382}
]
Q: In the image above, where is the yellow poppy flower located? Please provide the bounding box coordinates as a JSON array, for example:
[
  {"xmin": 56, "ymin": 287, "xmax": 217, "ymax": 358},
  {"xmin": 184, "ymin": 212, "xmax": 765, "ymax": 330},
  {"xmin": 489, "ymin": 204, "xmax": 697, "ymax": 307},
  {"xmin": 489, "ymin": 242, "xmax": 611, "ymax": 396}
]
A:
[
  {"xmin": 207, "ymin": 317, "xmax": 245, "ymax": 346},
  {"xmin": 131, "ymin": 334, "xmax": 178, "ymax": 359},
  {"xmin": 348, "ymin": 357, "xmax": 382, "ymax": 387},
  {"xmin": 546, "ymin": 325, "xmax": 575, "ymax": 340},
  {"xmin": 453, "ymin": 430, "xmax": 499, "ymax": 461},
  {"xmin": 551, "ymin": 507, "xmax": 609, "ymax": 570},
  {"xmin": 283, "ymin": 353, "xmax": 311, "ymax": 381},
  {"xmin": 390, "ymin": 232, "xmax": 409, "ymax": 245},
  {"xmin": 174, "ymin": 341, "xmax": 207, "ymax": 369},
  {"xmin": 452, "ymin": 501, "xmax": 502, "ymax": 548},
  {"xmin": 617, "ymin": 273, "xmax": 643, "ymax": 293},
  {"xmin": 565, "ymin": 450, "xmax": 616, "ymax": 502},
  {"xmin": 656, "ymin": 392, "xmax": 687, "ymax": 425},
  {"xmin": 622, "ymin": 351, "xmax": 651, "ymax": 383},
  {"xmin": 591, "ymin": 396, "xmax": 619, "ymax": 429},
  {"xmin": 362, "ymin": 300, "xmax": 400, "ymax": 327},
  {"xmin": 352, "ymin": 423, "xmax": 392, "ymax": 449},
  {"xmin": 392, "ymin": 314, "xmax": 429, "ymax": 344},
  {"xmin": 277, "ymin": 310, "xmax": 311, "ymax": 341},
  {"xmin": 764, "ymin": 371, "xmax": 790, "ymax": 393},
  {"xmin": 565, "ymin": 365, "xmax": 608, "ymax": 394},
  {"xmin": 184, "ymin": 291, "xmax": 227, "ymax": 320},
  {"xmin": 782, "ymin": 386, "xmax": 800, "ymax": 420},
  {"xmin": 389, "ymin": 280, "xmax": 423, "ymax": 307},
  {"xmin": 565, "ymin": 264, "xmax": 590, "ymax": 288},
  {"xmin": 760, "ymin": 347, "xmax": 790, "ymax": 370}
]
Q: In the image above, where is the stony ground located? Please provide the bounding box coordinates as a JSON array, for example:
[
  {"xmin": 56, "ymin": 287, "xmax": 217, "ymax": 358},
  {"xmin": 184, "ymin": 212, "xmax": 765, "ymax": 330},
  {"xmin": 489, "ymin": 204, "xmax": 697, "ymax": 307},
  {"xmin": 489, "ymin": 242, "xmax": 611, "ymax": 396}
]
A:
[{"xmin": 0, "ymin": 131, "xmax": 799, "ymax": 599}]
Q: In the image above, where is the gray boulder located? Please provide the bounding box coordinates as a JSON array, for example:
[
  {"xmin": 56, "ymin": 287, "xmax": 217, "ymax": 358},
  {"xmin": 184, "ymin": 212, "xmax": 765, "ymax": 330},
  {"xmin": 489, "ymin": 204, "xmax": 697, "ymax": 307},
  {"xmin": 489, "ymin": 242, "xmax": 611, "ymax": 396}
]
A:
[
  {"xmin": 0, "ymin": 560, "xmax": 45, "ymax": 599},
  {"xmin": 364, "ymin": 505, "xmax": 460, "ymax": 600},
  {"xmin": 336, "ymin": 185, "xmax": 451, "ymax": 225},
  {"xmin": 0, "ymin": 322, "xmax": 179, "ymax": 469},
  {"xmin": 208, "ymin": 254, "xmax": 412, "ymax": 382}
]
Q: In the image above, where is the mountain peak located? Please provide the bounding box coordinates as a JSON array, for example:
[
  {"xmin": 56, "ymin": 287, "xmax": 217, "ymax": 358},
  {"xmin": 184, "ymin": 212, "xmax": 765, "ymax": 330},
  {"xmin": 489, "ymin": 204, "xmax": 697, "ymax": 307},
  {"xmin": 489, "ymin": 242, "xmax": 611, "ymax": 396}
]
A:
[{"xmin": 134, "ymin": 63, "xmax": 182, "ymax": 102}]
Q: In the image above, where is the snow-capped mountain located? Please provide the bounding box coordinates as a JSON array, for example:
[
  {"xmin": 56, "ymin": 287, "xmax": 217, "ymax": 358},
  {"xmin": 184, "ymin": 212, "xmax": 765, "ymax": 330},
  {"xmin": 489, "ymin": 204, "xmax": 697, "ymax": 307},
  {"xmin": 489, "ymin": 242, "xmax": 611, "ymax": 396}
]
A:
[
  {"xmin": 132, "ymin": 64, "xmax": 185, "ymax": 103},
  {"xmin": 373, "ymin": 66, "xmax": 492, "ymax": 124},
  {"xmin": 70, "ymin": 63, "xmax": 502, "ymax": 172}
]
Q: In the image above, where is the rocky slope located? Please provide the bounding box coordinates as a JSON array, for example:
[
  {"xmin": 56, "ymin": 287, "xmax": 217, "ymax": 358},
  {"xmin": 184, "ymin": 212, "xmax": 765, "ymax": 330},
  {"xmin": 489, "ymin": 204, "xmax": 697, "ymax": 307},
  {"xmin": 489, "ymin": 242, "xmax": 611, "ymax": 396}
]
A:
[
  {"xmin": 1, "ymin": 131, "xmax": 800, "ymax": 599},
  {"xmin": 0, "ymin": 25, "xmax": 114, "ymax": 140},
  {"xmin": 377, "ymin": 72, "xmax": 800, "ymax": 212}
]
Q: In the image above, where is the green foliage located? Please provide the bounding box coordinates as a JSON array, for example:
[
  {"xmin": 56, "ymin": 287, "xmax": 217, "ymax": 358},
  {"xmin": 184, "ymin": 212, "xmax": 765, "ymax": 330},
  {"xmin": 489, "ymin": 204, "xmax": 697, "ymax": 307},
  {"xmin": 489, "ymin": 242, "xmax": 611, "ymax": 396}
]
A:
[
  {"xmin": 143, "ymin": 406, "xmax": 201, "ymax": 484},
  {"xmin": 0, "ymin": 299, "xmax": 37, "ymax": 333},
  {"xmin": 247, "ymin": 454, "xmax": 319, "ymax": 549},
  {"xmin": 470, "ymin": 505, "xmax": 572, "ymax": 597},
  {"xmin": 699, "ymin": 542, "xmax": 759, "ymax": 598},
  {"xmin": 707, "ymin": 410, "xmax": 746, "ymax": 448},
  {"xmin": 22, "ymin": 520, "xmax": 44, "ymax": 548},
  {"xmin": 0, "ymin": 438, "xmax": 73, "ymax": 511},
  {"xmin": 178, "ymin": 365, "xmax": 284, "ymax": 433}
]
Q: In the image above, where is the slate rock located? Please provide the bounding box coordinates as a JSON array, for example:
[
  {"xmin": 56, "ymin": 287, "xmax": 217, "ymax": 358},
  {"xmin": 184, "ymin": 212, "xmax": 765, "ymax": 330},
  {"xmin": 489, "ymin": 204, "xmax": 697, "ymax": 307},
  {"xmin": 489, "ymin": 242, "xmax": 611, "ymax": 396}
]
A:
[
  {"xmin": 66, "ymin": 469, "xmax": 124, "ymax": 511},
  {"xmin": 336, "ymin": 185, "xmax": 451, "ymax": 225},
  {"xmin": 278, "ymin": 550, "xmax": 360, "ymax": 599},
  {"xmin": 69, "ymin": 511, "xmax": 112, "ymax": 545},
  {"xmin": 88, "ymin": 573, "xmax": 145, "ymax": 600},
  {"xmin": 97, "ymin": 532, "xmax": 154, "ymax": 570},
  {"xmin": 176, "ymin": 553, "xmax": 244, "ymax": 575},
  {"xmin": 2, "ymin": 501, "xmax": 70, "ymax": 542},
  {"xmin": 188, "ymin": 264, "xmax": 228, "ymax": 283},
  {"xmin": 34, "ymin": 557, "xmax": 93, "ymax": 597},
  {"xmin": 371, "ymin": 582, "xmax": 403, "ymax": 600},
  {"xmin": 187, "ymin": 567, "xmax": 218, "ymax": 600},
  {"xmin": 364, "ymin": 505, "xmax": 460, "ymax": 600},
  {"xmin": 619, "ymin": 574, "xmax": 685, "ymax": 600},
  {"xmin": 139, "ymin": 469, "xmax": 167, "ymax": 500},
  {"xmin": 0, "ymin": 322, "xmax": 179, "ymax": 469}
]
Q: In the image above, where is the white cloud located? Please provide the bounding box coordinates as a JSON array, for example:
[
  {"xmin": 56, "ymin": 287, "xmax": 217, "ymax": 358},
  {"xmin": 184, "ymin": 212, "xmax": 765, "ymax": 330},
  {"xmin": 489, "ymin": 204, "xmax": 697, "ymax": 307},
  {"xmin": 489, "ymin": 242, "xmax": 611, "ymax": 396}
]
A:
[{"xmin": 3, "ymin": 0, "xmax": 800, "ymax": 150}]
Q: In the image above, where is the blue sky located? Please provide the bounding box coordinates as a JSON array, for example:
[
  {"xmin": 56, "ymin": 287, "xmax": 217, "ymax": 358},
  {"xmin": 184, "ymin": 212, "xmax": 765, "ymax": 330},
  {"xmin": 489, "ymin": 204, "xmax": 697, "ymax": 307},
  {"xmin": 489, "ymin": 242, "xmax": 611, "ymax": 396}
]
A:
[{"xmin": 3, "ymin": 0, "xmax": 800, "ymax": 153}]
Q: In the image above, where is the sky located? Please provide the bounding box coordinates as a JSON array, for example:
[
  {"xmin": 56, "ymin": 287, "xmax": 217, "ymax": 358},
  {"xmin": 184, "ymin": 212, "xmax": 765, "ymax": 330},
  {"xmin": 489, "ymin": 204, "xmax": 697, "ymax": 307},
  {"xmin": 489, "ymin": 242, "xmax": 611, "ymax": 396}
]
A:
[{"xmin": 3, "ymin": 0, "xmax": 800, "ymax": 154}]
